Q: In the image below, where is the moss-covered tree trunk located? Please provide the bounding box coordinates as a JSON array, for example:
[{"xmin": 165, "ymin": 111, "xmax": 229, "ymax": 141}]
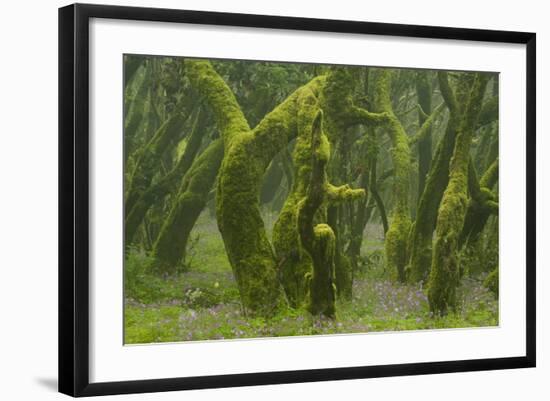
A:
[
  {"xmin": 407, "ymin": 72, "xmax": 471, "ymax": 283},
  {"xmin": 151, "ymin": 139, "xmax": 224, "ymax": 272},
  {"xmin": 185, "ymin": 60, "xmax": 328, "ymax": 316},
  {"xmin": 321, "ymin": 67, "xmax": 387, "ymax": 297},
  {"xmin": 271, "ymin": 98, "xmax": 320, "ymax": 307},
  {"xmin": 372, "ymin": 69, "xmax": 412, "ymax": 282},
  {"xmin": 297, "ymin": 111, "xmax": 364, "ymax": 316},
  {"xmin": 185, "ymin": 61, "xmax": 368, "ymax": 315},
  {"xmin": 273, "ymin": 67, "xmax": 386, "ymax": 305},
  {"xmin": 428, "ymin": 73, "xmax": 489, "ymax": 315},
  {"xmin": 297, "ymin": 111, "xmax": 336, "ymax": 317}
]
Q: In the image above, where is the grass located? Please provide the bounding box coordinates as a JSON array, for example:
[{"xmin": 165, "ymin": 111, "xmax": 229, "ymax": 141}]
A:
[{"xmin": 124, "ymin": 211, "xmax": 498, "ymax": 344}]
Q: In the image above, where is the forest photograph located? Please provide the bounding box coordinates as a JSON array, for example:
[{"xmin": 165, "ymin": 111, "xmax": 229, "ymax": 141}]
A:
[{"xmin": 123, "ymin": 54, "xmax": 499, "ymax": 344}]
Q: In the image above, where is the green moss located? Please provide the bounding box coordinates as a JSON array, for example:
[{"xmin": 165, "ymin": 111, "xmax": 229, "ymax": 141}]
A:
[
  {"xmin": 320, "ymin": 67, "xmax": 388, "ymax": 137},
  {"xmin": 326, "ymin": 183, "xmax": 365, "ymax": 202}
]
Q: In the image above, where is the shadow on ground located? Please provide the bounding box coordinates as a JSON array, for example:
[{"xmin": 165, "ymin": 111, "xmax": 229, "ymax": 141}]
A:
[{"xmin": 35, "ymin": 377, "xmax": 57, "ymax": 392}]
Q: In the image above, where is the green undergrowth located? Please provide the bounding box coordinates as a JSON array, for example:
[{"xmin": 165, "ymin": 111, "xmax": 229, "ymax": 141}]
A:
[{"xmin": 124, "ymin": 214, "xmax": 498, "ymax": 344}]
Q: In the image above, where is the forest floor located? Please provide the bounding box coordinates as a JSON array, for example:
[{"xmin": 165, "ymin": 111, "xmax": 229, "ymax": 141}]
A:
[{"xmin": 124, "ymin": 210, "xmax": 498, "ymax": 344}]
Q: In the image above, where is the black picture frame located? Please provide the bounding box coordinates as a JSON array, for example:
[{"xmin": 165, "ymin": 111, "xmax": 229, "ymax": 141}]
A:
[{"xmin": 59, "ymin": 3, "xmax": 536, "ymax": 397}]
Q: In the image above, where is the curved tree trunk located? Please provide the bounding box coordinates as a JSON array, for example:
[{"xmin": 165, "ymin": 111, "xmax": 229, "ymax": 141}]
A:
[
  {"xmin": 185, "ymin": 60, "xmax": 370, "ymax": 315},
  {"xmin": 152, "ymin": 139, "xmax": 224, "ymax": 272},
  {"xmin": 185, "ymin": 60, "xmax": 322, "ymax": 315}
]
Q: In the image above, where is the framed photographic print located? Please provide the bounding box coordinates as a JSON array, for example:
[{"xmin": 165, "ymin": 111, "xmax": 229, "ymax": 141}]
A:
[{"xmin": 58, "ymin": 3, "xmax": 536, "ymax": 397}]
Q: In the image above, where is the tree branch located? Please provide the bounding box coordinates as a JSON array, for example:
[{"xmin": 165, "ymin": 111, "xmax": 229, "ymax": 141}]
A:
[
  {"xmin": 184, "ymin": 59, "xmax": 250, "ymax": 145},
  {"xmin": 409, "ymin": 102, "xmax": 446, "ymax": 145}
]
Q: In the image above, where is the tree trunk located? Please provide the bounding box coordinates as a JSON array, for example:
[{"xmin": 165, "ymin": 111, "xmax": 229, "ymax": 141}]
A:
[
  {"xmin": 186, "ymin": 61, "xmax": 369, "ymax": 315},
  {"xmin": 152, "ymin": 139, "xmax": 224, "ymax": 272},
  {"xmin": 428, "ymin": 73, "xmax": 489, "ymax": 315},
  {"xmin": 372, "ymin": 69, "xmax": 412, "ymax": 283},
  {"xmin": 297, "ymin": 111, "xmax": 337, "ymax": 317},
  {"xmin": 459, "ymin": 158, "xmax": 499, "ymax": 248},
  {"xmin": 415, "ymin": 72, "xmax": 433, "ymax": 199},
  {"xmin": 408, "ymin": 72, "xmax": 467, "ymax": 283},
  {"xmin": 124, "ymin": 62, "xmax": 151, "ymax": 162},
  {"xmin": 273, "ymin": 67, "xmax": 386, "ymax": 305},
  {"xmin": 185, "ymin": 60, "xmax": 322, "ymax": 315}
]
